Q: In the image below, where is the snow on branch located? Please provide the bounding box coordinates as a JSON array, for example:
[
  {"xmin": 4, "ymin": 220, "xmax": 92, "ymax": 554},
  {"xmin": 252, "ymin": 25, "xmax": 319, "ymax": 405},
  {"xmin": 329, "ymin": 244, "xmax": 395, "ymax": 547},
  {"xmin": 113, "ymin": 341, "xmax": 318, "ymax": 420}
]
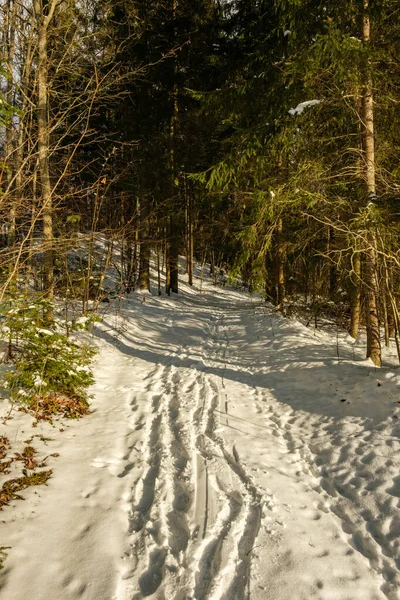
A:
[{"xmin": 289, "ymin": 100, "xmax": 321, "ymax": 116}]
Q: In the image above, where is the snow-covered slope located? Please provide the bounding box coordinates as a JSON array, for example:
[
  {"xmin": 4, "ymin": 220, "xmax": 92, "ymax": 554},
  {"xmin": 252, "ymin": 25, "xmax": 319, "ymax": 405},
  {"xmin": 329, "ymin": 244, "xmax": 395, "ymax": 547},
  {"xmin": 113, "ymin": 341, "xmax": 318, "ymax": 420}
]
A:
[{"xmin": 1, "ymin": 274, "xmax": 400, "ymax": 600}]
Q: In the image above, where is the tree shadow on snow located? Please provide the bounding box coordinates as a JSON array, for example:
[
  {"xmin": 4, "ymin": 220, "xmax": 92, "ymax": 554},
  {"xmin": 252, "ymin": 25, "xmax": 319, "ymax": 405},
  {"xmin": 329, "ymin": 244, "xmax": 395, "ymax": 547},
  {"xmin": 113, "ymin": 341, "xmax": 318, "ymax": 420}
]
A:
[{"xmin": 93, "ymin": 315, "xmax": 398, "ymax": 427}]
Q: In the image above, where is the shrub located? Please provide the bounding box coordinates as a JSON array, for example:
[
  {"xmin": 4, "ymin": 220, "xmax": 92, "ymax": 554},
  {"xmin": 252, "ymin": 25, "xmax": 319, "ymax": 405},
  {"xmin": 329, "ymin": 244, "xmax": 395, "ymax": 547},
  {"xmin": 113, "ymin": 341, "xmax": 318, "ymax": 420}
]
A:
[{"xmin": 0, "ymin": 295, "xmax": 97, "ymax": 410}]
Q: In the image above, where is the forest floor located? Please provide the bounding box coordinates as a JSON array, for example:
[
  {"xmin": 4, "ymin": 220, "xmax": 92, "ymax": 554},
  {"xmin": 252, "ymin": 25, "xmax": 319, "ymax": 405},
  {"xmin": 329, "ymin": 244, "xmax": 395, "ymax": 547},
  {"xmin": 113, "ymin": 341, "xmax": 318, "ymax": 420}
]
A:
[{"xmin": 1, "ymin": 270, "xmax": 400, "ymax": 600}]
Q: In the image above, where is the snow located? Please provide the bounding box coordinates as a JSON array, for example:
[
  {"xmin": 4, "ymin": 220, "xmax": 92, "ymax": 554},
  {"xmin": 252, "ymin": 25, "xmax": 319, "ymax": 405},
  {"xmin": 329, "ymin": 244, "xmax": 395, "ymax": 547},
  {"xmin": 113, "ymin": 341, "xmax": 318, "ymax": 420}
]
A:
[
  {"xmin": 0, "ymin": 271, "xmax": 399, "ymax": 600},
  {"xmin": 36, "ymin": 327, "xmax": 55, "ymax": 336},
  {"xmin": 289, "ymin": 100, "xmax": 321, "ymax": 116}
]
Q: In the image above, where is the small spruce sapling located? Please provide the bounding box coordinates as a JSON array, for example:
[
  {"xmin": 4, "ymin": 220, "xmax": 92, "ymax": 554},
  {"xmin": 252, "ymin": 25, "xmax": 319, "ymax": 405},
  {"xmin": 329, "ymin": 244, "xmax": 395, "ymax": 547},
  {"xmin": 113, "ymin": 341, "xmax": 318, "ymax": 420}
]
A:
[{"xmin": 0, "ymin": 295, "xmax": 97, "ymax": 411}]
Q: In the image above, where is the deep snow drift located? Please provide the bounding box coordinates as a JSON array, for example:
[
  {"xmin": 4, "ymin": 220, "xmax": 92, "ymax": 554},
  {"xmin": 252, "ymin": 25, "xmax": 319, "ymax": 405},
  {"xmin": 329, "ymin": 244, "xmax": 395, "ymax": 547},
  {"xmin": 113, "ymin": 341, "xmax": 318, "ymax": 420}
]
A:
[{"xmin": 0, "ymin": 273, "xmax": 400, "ymax": 600}]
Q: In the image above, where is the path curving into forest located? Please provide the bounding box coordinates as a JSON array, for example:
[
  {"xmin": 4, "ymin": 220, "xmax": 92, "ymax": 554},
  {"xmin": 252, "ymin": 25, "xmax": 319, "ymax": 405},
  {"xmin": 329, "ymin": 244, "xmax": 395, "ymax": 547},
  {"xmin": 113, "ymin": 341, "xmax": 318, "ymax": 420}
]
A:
[
  {"xmin": 111, "ymin": 284, "xmax": 397, "ymax": 600},
  {"xmin": 1, "ymin": 279, "xmax": 399, "ymax": 600}
]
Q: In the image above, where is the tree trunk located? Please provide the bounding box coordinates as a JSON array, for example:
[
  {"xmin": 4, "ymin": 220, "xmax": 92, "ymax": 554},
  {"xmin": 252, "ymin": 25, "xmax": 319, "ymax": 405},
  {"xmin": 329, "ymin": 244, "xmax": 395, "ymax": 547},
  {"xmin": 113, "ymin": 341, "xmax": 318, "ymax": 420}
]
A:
[
  {"xmin": 277, "ymin": 218, "xmax": 285, "ymax": 311},
  {"xmin": 361, "ymin": 0, "xmax": 381, "ymax": 366},
  {"xmin": 34, "ymin": 0, "xmax": 57, "ymax": 321},
  {"xmin": 25, "ymin": 172, "xmax": 37, "ymax": 291},
  {"xmin": 131, "ymin": 197, "xmax": 140, "ymax": 290},
  {"xmin": 166, "ymin": 0, "xmax": 180, "ymax": 295},
  {"xmin": 168, "ymin": 77, "xmax": 180, "ymax": 294},
  {"xmin": 264, "ymin": 251, "xmax": 275, "ymax": 303},
  {"xmin": 187, "ymin": 189, "xmax": 194, "ymax": 286},
  {"xmin": 165, "ymin": 224, "xmax": 171, "ymax": 295},
  {"xmin": 5, "ymin": 0, "xmax": 16, "ymax": 231},
  {"xmin": 382, "ymin": 291, "xmax": 390, "ymax": 348},
  {"xmin": 350, "ymin": 251, "xmax": 361, "ymax": 339},
  {"xmin": 169, "ymin": 216, "xmax": 179, "ymax": 293},
  {"xmin": 138, "ymin": 199, "xmax": 150, "ymax": 291},
  {"xmin": 157, "ymin": 237, "xmax": 162, "ymax": 296},
  {"xmin": 328, "ymin": 227, "xmax": 337, "ymax": 298}
]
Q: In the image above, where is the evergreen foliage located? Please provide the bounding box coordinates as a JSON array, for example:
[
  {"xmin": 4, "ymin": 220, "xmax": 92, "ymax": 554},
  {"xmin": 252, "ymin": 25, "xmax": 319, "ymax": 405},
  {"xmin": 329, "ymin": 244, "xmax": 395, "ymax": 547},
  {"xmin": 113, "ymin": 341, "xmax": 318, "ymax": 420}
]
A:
[
  {"xmin": 1, "ymin": 296, "xmax": 96, "ymax": 407},
  {"xmin": 0, "ymin": 0, "xmax": 400, "ymax": 368}
]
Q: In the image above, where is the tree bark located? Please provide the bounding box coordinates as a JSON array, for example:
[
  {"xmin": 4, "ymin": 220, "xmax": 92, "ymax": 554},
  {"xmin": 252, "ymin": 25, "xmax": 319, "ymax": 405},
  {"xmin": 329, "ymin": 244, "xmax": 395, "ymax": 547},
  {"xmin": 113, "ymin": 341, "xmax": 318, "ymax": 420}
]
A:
[
  {"xmin": 166, "ymin": 0, "xmax": 180, "ymax": 295},
  {"xmin": 186, "ymin": 186, "xmax": 194, "ymax": 286},
  {"xmin": 34, "ymin": 0, "xmax": 58, "ymax": 321},
  {"xmin": 327, "ymin": 227, "xmax": 337, "ymax": 298},
  {"xmin": 169, "ymin": 215, "xmax": 179, "ymax": 293},
  {"xmin": 350, "ymin": 251, "xmax": 361, "ymax": 339},
  {"xmin": 165, "ymin": 224, "xmax": 171, "ymax": 295},
  {"xmin": 277, "ymin": 218, "xmax": 285, "ymax": 311},
  {"xmin": 4, "ymin": 0, "xmax": 17, "ymax": 258},
  {"xmin": 361, "ymin": 0, "xmax": 381, "ymax": 366},
  {"xmin": 138, "ymin": 199, "xmax": 150, "ymax": 291}
]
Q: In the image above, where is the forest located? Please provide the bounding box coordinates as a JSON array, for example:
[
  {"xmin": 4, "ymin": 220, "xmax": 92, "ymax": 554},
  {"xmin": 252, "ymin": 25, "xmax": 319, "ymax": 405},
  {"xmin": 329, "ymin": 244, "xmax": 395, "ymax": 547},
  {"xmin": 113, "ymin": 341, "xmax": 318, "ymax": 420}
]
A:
[
  {"xmin": 1, "ymin": 2, "xmax": 400, "ymax": 599},
  {"xmin": 1, "ymin": 0, "xmax": 400, "ymax": 365}
]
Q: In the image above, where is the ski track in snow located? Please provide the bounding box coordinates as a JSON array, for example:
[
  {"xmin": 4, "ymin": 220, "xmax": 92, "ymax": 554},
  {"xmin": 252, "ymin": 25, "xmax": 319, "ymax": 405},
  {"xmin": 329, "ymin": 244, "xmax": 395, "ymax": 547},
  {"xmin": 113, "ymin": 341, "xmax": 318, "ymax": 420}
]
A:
[
  {"xmin": 113, "ymin": 291, "xmax": 399, "ymax": 600},
  {"xmin": 1, "ymin": 280, "xmax": 400, "ymax": 600},
  {"xmin": 117, "ymin": 308, "xmax": 268, "ymax": 600}
]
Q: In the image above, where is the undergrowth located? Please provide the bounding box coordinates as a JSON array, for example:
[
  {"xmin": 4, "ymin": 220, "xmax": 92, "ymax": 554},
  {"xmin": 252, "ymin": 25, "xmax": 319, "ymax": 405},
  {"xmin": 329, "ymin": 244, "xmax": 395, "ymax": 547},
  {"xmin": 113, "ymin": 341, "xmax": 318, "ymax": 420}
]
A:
[
  {"xmin": 20, "ymin": 395, "xmax": 90, "ymax": 423},
  {"xmin": 0, "ymin": 295, "xmax": 97, "ymax": 415}
]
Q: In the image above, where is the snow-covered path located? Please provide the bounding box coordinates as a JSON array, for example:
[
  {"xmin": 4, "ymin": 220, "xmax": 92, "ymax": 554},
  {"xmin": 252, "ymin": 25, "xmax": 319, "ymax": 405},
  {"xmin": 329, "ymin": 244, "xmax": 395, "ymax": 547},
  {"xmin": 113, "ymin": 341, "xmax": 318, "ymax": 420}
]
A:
[{"xmin": 1, "ymin": 279, "xmax": 400, "ymax": 600}]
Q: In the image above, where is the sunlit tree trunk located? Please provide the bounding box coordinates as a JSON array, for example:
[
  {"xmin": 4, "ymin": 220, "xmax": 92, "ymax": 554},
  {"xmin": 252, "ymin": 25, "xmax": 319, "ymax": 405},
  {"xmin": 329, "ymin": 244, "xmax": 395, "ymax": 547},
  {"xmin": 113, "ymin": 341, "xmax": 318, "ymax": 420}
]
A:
[
  {"xmin": 362, "ymin": 0, "xmax": 381, "ymax": 366},
  {"xmin": 4, "ymin": 0, "xmax": 17, "ymax": 254},
  {"xmin": 34, "ymin": 0, "xmax": 58, "ymax": 321}
]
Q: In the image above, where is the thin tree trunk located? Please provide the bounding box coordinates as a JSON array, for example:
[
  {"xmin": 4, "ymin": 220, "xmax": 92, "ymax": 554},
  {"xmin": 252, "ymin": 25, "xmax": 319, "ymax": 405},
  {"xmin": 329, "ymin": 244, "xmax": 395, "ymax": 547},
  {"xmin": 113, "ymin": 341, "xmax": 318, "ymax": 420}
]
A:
[
  {"xmin": 5, "ymin": 0, "xmax": 17, "ymax": 261},
  {"xmin": 382, "ymin": 291, "xmax": 389, "ymax": 348},
  {"xmin": 361, "ymin": 0, "xmax": 381, "ymax": 366},
  {"xmin": 350, "ymin": 251, "xmax": 361, "ymax": 339},
  {"xmin": 277, "ymin": 218, "xmax": 285, "ymax": 311},
  {"xmin": 264, "ymin": 251, "xmax": 275, "ymax": 303},
  {"xmin": 328, "ymin": 227, "xmax": 336, "ymax": 298},
  {"xmin": 138, "ymin": 199, "xmax": 150, "ymax": 291},
  {"xmin": 167, "ymin": 0, "xmax": 179, "ymax": 295},
  {"xmin": 169, "ymin": 217, "xmax": 179, "ymax": 293},
  {"xmin": 186, "ymin": 187, "xmax": 194, "ymax": 286},
  {"xmin": 34, "ymin": 0, "xmax": 57, "ymax": 321},
  {"xmin": 382, "ymin": 254, "xmax": 399, "ymax": 362},
  {"xmin": 25, "ymin": 172, "xmax": 37, "ymax": 291},
  {"xmin": 188, "ymin": 198, "xmax": 194, "ymax": 287},
  {"xmin": 95, "ymin": 238, "xmax": 113, "ymax": 306},
  {"xmin": 131, "ymin": 197, "xmax": 139, "ymax": 290},
  {"xmin": 15, "ymin": 12, "xmax": 34, "ymax": 290},
  {"xmin": 165, "ymin": 224, "xmax": 171, "ymax": 295},
  {"xmin": 157, "ymin": 238, "xmax": 161, "ymax": 296}
]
